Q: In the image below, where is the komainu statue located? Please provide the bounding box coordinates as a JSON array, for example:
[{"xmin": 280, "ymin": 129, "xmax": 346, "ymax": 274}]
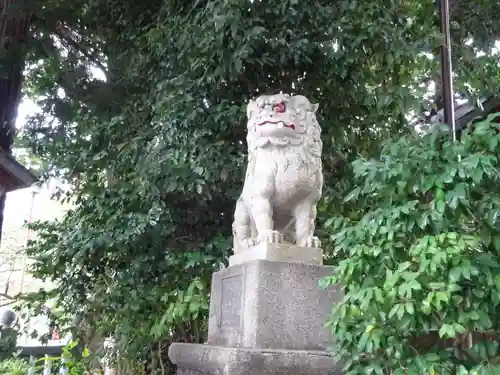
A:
[{"xmin": 232, "ymin": 93, "xmax": 323, "ymax": 253}]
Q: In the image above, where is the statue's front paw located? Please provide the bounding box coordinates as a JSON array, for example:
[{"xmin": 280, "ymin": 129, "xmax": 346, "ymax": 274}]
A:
[
  {"xmin": 233, "ymin": 237, "xmax": 256, "ymax": 253},
  {"xmin": 266, "ymin": 230, "xmax": 283, "ymax": 244},
  {"xmin": 244, "ymin": 238, "xmax": 257, "ymax": 248},
  {"xmin": 305, "ymin": 236, "xmax": 321, "ymax": 249}
]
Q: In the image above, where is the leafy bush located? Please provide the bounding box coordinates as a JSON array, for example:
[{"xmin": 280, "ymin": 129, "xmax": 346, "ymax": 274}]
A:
[
  {"xmin": 0, "ymin": 356, "xmax": 84, "ymax": 375},
  {"xmin": 0, "ymin": 358, "xmax": 30, "ymax": 375},
  {"xmin": 0, "ymin": 327, "xmax": 18, "ymax": 361},
  {"xmin": 325, "ymin": 114, "xmax": 500, "ymax": 375}
]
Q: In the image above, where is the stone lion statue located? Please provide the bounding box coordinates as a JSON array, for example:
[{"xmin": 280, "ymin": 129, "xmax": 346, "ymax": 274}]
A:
[{"xmin": 232, "ymin": 93, "xmax": 323, "ymax": 253}]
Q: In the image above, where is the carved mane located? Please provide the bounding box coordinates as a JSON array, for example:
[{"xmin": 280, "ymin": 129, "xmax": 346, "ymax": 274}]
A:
[{"xmin": 245, "ymin": 94, "xmax": 323, "ymax": 168}]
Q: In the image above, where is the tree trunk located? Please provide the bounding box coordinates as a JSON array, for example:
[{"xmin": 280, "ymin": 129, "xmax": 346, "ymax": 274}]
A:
[{"xmin": 0, "ymin": 0, "xmax": 30, "ymax": 244}]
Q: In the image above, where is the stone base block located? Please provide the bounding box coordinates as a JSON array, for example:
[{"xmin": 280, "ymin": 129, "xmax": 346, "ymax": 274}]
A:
[
  {"xmin": 229, "ymin": 242, "xmax": 322, "ymax": 266},
  {"xmin": 208, "ymin": 260, "xmax": 342, "ymax": 350},
  {"xmin": 169, "ymin": 343, "xmax": 342, "ymax": 375}
]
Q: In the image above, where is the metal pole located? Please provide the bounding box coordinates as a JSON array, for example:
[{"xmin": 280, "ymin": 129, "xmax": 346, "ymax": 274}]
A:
[
  {"xmin": 0, "ymin": 188, "xmax": 6, "ymax": 247},
  {"xmin": 438, "ymin": 0, "xmax": 456, "ymax": 141}
]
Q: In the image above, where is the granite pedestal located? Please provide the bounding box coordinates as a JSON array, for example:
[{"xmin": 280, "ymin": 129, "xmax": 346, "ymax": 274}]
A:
[
  {"xmin": 168, "ymin": 243, "xmax": 343, "ymax": 375},
  {"xmin": 228, "ymin": 242, "xmax": 323, "ymax": 267},
  {"xmin": 169, "ymin": 344, "xmax": 340, "ymax": 375}
]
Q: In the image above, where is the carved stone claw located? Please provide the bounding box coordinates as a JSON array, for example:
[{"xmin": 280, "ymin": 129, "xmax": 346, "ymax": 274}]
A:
[
  {"xmin": 267, "ymin": 230, "xmax": 283, "ymax": 244},
  {"xmin": 244, "ymin": 238, "xmax": 257, "ymax": 248},
  {"xmin": 305, "ymin": 236, "xmax": 321, "ymax": 249}
]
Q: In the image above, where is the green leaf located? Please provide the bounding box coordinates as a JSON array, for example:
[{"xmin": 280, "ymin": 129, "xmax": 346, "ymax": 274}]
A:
[
  {"xmin": 439, "ymin": 323, "xmax": 456, "ymax": 338},
  {"xmin": 454, "ymin": 323, "xmax": 467, "ymax": 334},
  {"xmin": 405, "ymin": 302, "xmax": 414, "ymax": 315},
  {"xmin": 344, "ymin": 187, "xmax": 361, "ymax": 203}
]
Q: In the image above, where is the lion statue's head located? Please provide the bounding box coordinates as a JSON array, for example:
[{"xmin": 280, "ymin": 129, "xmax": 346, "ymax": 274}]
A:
[{"xmin": 246, "ymin": 93, "xmax": 322, "ymax": 158}]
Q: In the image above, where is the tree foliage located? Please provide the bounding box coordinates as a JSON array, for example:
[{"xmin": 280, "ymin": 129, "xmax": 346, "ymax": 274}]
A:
[
  {"xmin": 0, "ymin": 358, "xmax": 30, "ymax": 375},
  {"xmin": 12, "ymin": 0, "xmax": 500, "ymax": 371},
  {"xmin": 326, "ymin": 114, "xmax": 500, "ymax": 374}
]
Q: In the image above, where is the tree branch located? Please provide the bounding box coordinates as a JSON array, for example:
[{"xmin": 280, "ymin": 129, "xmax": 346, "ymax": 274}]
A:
[
  {"xmin": 0, "ymin": 300, "xmax": 14, "ymax": 308},
  {"xmin": 52, "ymin": 26, "xmax": 108, "ymax": 77},
  {"xmin": 0, "ymin": 292, "xmax": 16, "ymax": 300},
  {"xmin": 0, "ymin": 268, "xmax": 22, "ymax": 273}
]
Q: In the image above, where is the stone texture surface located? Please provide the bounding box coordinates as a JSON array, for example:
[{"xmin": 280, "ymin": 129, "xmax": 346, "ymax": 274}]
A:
[
  {"xmin": 177, "ymin": 369, "xmax": 206, "ymax": 375},
  {"xmin": 169, "ymin": 343, "xmax": 343, "ymax": 375},
  {"xmin": 208, "ymin": 260, "xmax": 342, "ymax": 350},
  {"xmin": 232, "ymin": 94, "xmax": 324, "ymax": 253},
  {"xmin": 228, "ymin": 242, "xmax": 322, "ymax": 267}
]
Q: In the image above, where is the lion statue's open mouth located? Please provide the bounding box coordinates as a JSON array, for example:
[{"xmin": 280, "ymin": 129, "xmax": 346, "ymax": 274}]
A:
[
  {"xmin": 256, "ymin": 120, "xmax": 296, "ymax": 130},
  {"xmin": 232, "ymin": 93, "xmax": 323, "ymax": 253}
]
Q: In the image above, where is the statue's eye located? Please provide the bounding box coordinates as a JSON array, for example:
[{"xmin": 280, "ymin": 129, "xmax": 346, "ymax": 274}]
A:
[{"xmin": 273, "ymin": 103, "xmax": 286, "ymax": 113}]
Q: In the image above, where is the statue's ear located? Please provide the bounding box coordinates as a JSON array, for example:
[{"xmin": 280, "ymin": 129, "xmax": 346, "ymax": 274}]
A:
[
  {"xmin": 289, "ymin": 95, "xmax": 318, "ymax": 112},
  {"xmin": 247, "ymin": 99, "xmax": 258, "ymax": 119}
]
